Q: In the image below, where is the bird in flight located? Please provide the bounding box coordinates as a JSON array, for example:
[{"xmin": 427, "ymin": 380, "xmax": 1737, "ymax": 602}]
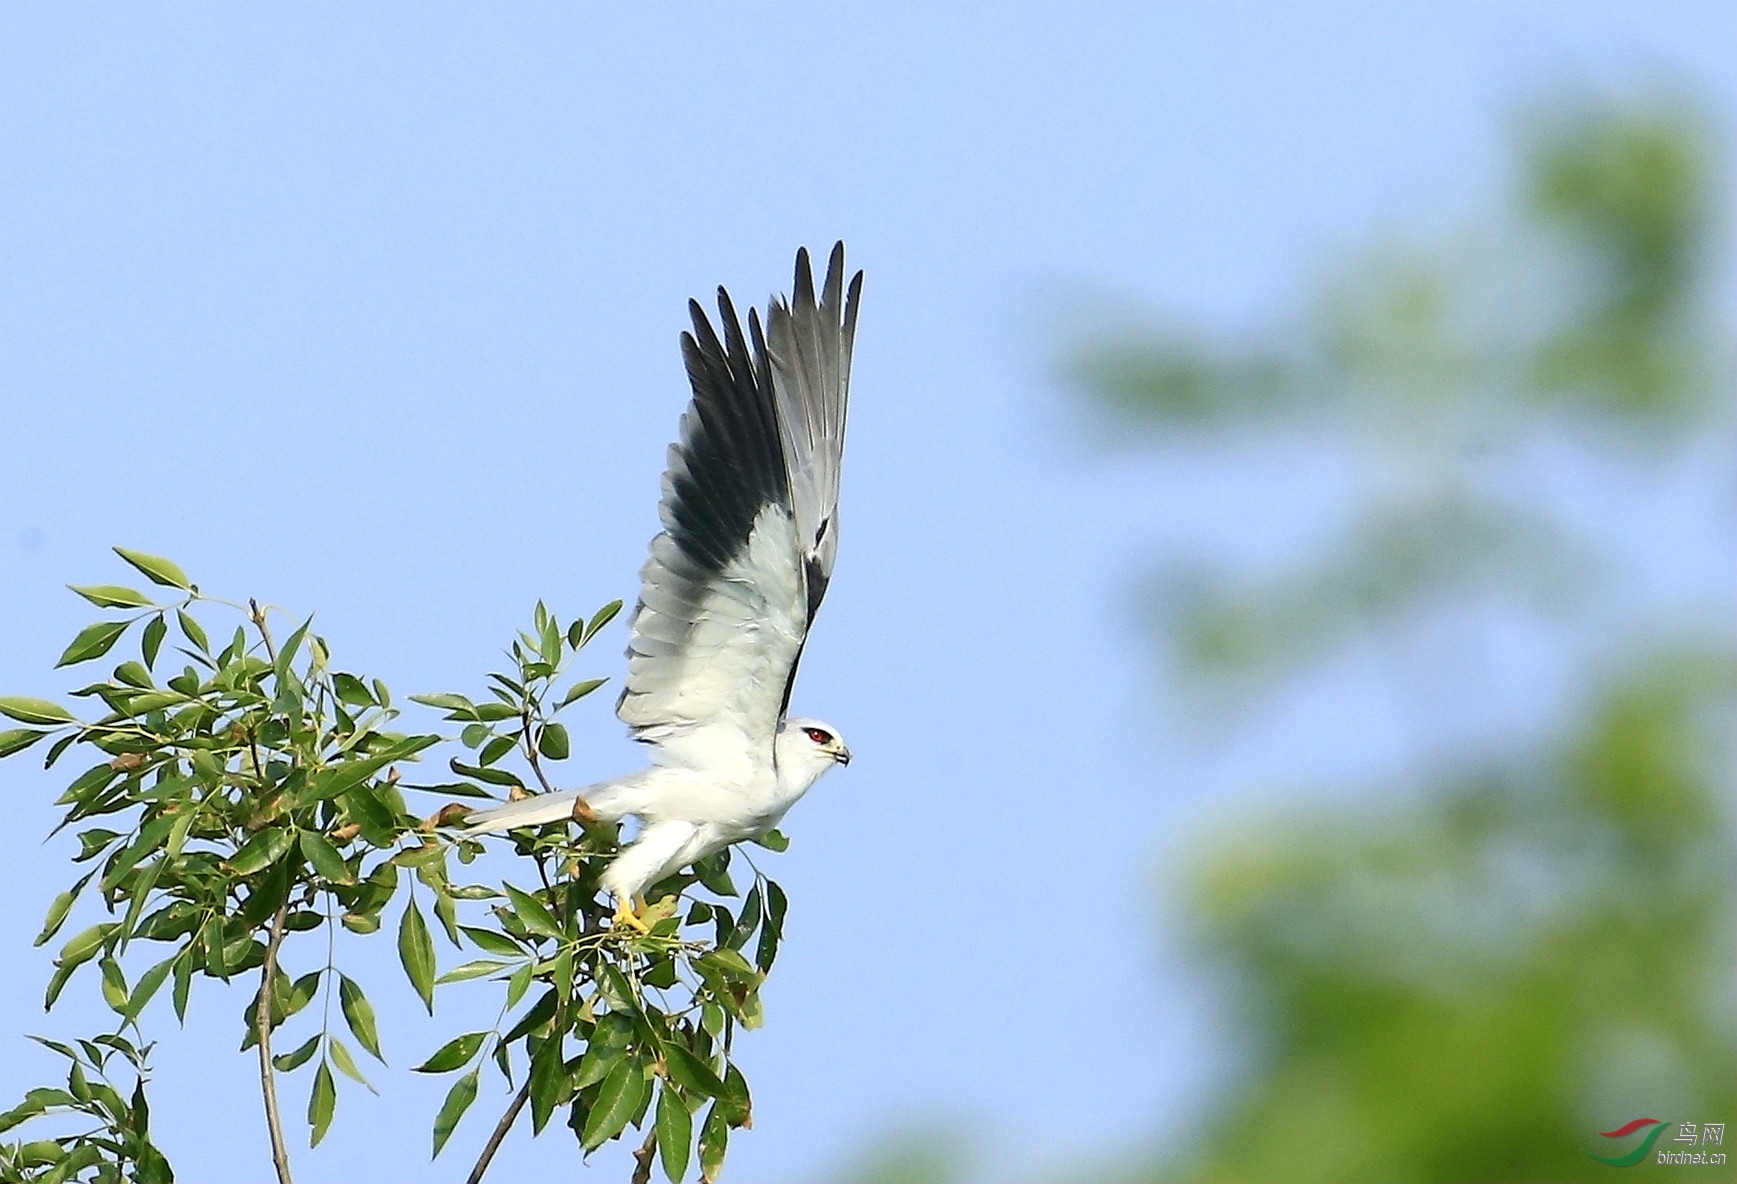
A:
[{"xmin": 464, "ymin": 244, "xmax": 862, "ymax": 931}]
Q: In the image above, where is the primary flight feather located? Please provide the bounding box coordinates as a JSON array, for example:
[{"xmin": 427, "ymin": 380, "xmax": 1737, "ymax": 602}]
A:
[{"xmin": 464, "ymin": 243, "xmax": 861, "ymax": 929}]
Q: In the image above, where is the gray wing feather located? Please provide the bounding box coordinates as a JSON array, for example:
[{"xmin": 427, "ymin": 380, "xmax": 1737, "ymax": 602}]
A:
[
  {"xmin": 614, "ymin": 244, "xmax": 862, "ymax": 777},
  {"xmin": 766, "ymin": 242, "xmax": 862, "ymax": 623}
]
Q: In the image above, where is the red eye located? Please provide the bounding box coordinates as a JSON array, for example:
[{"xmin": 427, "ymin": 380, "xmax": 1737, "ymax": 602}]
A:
[{"xmin": 804, "ymin": 728, "xmax": 832, "ymax": 745}]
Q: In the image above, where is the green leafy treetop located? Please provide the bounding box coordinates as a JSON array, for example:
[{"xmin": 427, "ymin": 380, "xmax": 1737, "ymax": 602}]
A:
[{"xmin": 0, "ymin": 548, "xmax": 787, "ymax": 1184}]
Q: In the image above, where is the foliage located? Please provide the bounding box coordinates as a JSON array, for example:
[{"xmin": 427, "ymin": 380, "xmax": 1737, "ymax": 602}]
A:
[
  {"xmin": 410, "ymin": 599, "xmax": 786, "ymax": 1181},
  {"xmin": 1058, "ymin": 92, "xmax": 1734, "ymax": 1181},
  {"xmin": 0, "ymin": 550, "xmax": 788, "ymax": 1183},
  {"xmin": 0, "ymin": 1036, "xmax": 169, "ymax": 1184},
  {"xmin": 1177, "ymin": 650, "xmax": 1733, "ymax": 1182}
]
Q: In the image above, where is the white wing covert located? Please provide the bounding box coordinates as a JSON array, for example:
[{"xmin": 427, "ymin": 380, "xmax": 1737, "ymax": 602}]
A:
[{"xmin": 616, "ymin": 244, "xmax": 862, "ymax": 779}]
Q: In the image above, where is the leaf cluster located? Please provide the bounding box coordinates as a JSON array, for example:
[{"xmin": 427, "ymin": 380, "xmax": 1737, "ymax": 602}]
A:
[
  {"xmin": 411, "ymin": 599, "xmax": 784, "ymax": 1182},
  {"xmin": 2, "ymin": 552, "xmax": 798, "ymax": 1183},
  {"xmin": 0, "ymin": 1036, "xmax": 169, "ymax": 1184}
]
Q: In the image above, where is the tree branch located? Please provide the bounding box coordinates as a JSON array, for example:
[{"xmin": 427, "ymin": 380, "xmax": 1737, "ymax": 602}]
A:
[
  {"xmin": 255, "ymin": 899, "xmax": 294, "ymax": 1184},
  {"xmin": 630, "ymin": 1126, "xmax": 659, "ymax": 1184},
  {"xmin": 465, "ymin": 1081, "xmax": 530, "ymax": 1184}
]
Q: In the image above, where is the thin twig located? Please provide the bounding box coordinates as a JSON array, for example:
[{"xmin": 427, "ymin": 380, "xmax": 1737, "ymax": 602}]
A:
[
  {"xmin": 521, "ymin": 708, "xmax": 559, "ymax": 795},
  {"xmin": 465, "ymin": 1082, "xmax": 530, "ymax": 1184},
  {"xmin": 630, "ymin": 1126, "xmax": 659, "ymax": 1184},
  {"xmin": 256, "ymin": 899, "xmax": 294, "ymax": 1184},
  {"xmin": 249, "ymin": 598, "xmax": 279, "ymax": 664}
]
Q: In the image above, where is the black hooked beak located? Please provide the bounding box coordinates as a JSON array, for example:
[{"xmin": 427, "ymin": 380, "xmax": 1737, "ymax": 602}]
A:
[{"xmin": 835, "ymin": 747, "xmax": 852, "ymax": 766}]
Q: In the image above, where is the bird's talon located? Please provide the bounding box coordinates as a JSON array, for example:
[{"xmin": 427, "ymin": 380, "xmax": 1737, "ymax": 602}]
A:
[{"xmin": 612, "ymin": 897, "xmax": 652, "ymax": 934}]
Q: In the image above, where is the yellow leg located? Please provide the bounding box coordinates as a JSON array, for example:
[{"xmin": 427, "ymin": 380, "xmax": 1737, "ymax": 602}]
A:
[{"xmin": 612, "ymin": 892, "xmax": 651, "ymax": 934}]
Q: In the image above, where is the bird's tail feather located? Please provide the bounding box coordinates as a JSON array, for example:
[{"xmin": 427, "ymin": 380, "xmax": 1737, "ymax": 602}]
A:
[
  {"xmin": 462, "ymin": 774, "xmax": 646, "ymax": 835},
  {"xmin": 463, "ymin": 791, "xmax": 584, "ymax": 834}
]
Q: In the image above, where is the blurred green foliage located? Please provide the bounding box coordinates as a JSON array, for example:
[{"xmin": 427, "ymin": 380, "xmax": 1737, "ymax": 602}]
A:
[{"xmin": 1062, "ymin": 91, "xmax": 1735, "ymax": 1182}]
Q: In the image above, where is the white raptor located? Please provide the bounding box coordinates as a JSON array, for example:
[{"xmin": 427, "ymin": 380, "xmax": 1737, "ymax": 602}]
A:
[{"xmin": 464, "ymin": 244, "xmax": 861, "ymax": 930}]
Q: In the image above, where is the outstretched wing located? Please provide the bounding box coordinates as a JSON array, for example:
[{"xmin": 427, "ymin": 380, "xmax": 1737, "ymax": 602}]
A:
[{"xmin": 615, "ymin": 244, "xmax": 862, "ymax": 778}]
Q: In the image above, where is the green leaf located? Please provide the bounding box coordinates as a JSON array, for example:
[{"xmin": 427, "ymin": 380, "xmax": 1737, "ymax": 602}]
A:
[
  {"xmin": 431, "ymin": 1067, "xmax": 480, "ymax": 1158},
  {"xmin": 313, "ymin": 734, "xmax": 438, "ymax": 803},
  {"xmin": 398, "ymin": 902, "xmax": 436, "ymax": 1015},
  {"xmin": 503, "ymin": 883, "xmax": 563, "ymax": 939},
  {"xmin": 172, "ymin": 946, "xmax": 193, "ymax": 1022},
  {"xmin": 448, "ymin": 759, "xmax": 523, "ymax": 788},
  {"xmin": 113, "ymin": 548, "xmax": 190, "ymax": 590},
  {"xmin": 114, "ymin": 660, "xmax": 153, "ymax": 688},
  {"xmin": 56, "ymin": 621, "xmax": 128, "ymax": 668},
  {"xmin": 175, "ymin": 609, "xmax": 208, "ymax": 653},
  {"xmin": 0, "ymin": 697, "xmax": 76, "ymax": 726},
  {"xmin": 573, "ymin": 1013, "xmax": 633, "ymax": 1089},
  {"xmin": 121, "ymin": 954, "xmax": 177, "ymax": 1025},
  {"xmin": 69, "ymin": 584, "xmax": 155, "ymax": 609},
  {"xmin": 338, "ymin": 975, "xmax": 385, "ymax": 1062},
  {"xmin": 340, "ymin": 784, "xmax": 398, "ymax": 845},
  {"xmin": 299, "ymin": 831, "xmax": 355, "ymax": 885},
  {"xmin": 729, "ymin": 885, "xmax": 762, "ymax": 951},
  {"xmin": 409, "ymin": 692, "xmax": 479, "ymax": 718},
  {"xmin": 506, "ymin": 961, "xmax": 533, "ymax": 1009},
  {"xmin": 698, "ymin": 1101, "xmax": 729, "ymax": 1181},
  {"xmin": 597, "ymin": 964, "xmax": 638, "ymax": 1014},
  {"xmin": 436, "ymin": 959, "xmax": 515, "ymax": 985},
  {"xmin": 662, "ymin": 1045, "xmax": 726, "ymax": 1099},
  {"xmin": 557, "ymin": 678, "xmax": 608, "ymax": 710},
  {"xmin": 35, "ymin": 873, "xmax": 93, "ymax": 946},
  {"xmin": 56, "ymin": 922, "xmax": 112, "ymax": 972},
  {"xmin": 393, "ymin": 842, "xmax": 447, "ymax": 869},
  {"xmin": 141, "ymin": 615, "xmax": 167, "ymax": 668},
  {"xmin": 284, "ymin": 971, "xmax": 322, "ymax": 1018},
  {"xmin": 307, "ymin": 1060, "xmax": 336, "ymax": 1147},
  {"xmin": 329, "ymin": 672, "xmax": 375, "ymax": 707},
  {"xmin": 528, "ymin": 1035, "xmax": 565, "ymax": 1135},
  {"xmin": 551, "ymin": 948, "xmax": 574, "ymax": 1001},
  {"xmin": 460, "ymin": 925, "xmax": 523, "ymax": 957},
  {"xmin": 585, "ymin": 600, "xmax": 624, "ymax": 642},
  {"xmin": 227, "ymin": 826, "xmax": 296, "ymax": 876},
  {"xmin": 274, "ymin": 617, "xmax": 312, "ymax": 679},
  {"xmin": 0, "ymin": 727, "xmax": 48, "ymax": 758},
  {"xmin": 273, "ymin": 1034, "xmax": 320, "ymax": 1073},
  {"xmin": 717, "ymin": 1063, "xmax": 751, "ymax": 1126},
  {"xmin": 751, "ymin": 829, "xmax": 791, "ymax": 853},
  {"xmin": 694, "ymin": 852, "xmax": 737, "ymax": 898},
  {"xmin": 99, "ymin": 956, "xmax": 128, "ymax": 1012},
  {"xmin": 537, "ymin": 722, "xmax": 570, "ymax": 761},
  {"xmin": 696, "ymin": 948, "xmax": 760, "ymax": 985},
  {"xmin": 101, "ymin": 814, "xmax": 175, "ymax": 892},
  {"xmin": 757, "ymin": 881, "xmax": 788, "ymax": 972},
  {"xmin": 581, "ymin": 1055, "xmax": 648, "ymax": 1152},
  {"xmin": 539, "ymin": 614, "xmax": 562, "ymax": 665},
  {"xmin": 658, "ymin": 1083, "xmax": 693, "ymax": 1183},
  {"xmin": 414, "ymin": 1030, "xmax": 488, "ymax": 1074},
  {"xmin": 478, "ymin": 734, "xmax": 516, "ymax": 767},
  {"xmin": 328, "ymin": 1037, "xmax": 377, "ymax": 1094}
]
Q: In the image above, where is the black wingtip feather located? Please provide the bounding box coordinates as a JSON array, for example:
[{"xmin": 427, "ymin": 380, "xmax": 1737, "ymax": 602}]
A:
[{"xmin": 667, "ymin": 276, "xmax": 791, "ymax": 580}]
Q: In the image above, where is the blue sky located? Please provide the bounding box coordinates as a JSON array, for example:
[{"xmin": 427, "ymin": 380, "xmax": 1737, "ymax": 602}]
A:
[{"xmin": 2, "ymin": 5, "xmax": 1732, "ymax": 1181}]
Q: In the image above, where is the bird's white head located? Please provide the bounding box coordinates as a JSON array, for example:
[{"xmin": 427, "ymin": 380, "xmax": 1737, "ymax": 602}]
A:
[{"xmin": 775, "ymin": 717, "xmax": 851, "ymax": 792}]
